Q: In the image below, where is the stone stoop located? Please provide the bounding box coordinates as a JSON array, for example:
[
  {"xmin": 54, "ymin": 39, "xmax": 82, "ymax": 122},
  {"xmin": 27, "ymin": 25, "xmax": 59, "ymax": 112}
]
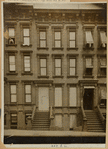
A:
[
  {"xmin": 32, "ymin": 112, "xmax": 50, "ymax": 130},
  {"xmin": 85, "ymin": 110, "xmax": 105, "ymax": 132}
]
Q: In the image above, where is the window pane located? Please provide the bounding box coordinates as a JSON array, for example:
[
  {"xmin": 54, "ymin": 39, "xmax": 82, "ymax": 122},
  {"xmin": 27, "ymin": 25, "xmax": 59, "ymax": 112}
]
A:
[
  {"xmin": 100, "ymin": 58, "xmax": 106, "ymax": 66},
  {"xmin": 40, "ymin": 59, "xmax": 46, "ymax": 67},
  {"xmin": 70, "ymin": 32, "xmax": 75, "ymax": 40},
  {"xmin": 86, "ymin": 58, "xmax": 92, "ymax": 67},
  {"xmin": 55, "ymin": 41, "xmax": 61, "ymax": 47},
  {"xmin": 9, "ymin": 56, "xmax": 15, "ymax": 63},
  {"xmin": 9, "ymin": 28, "xmax": 15, "ymax": 37},
  {"xmin": 55, "ymin": 88, "xmax": 62, "ymax": 106},
  {"xmin": 69, "ymin": 87, "xmax": 77, "ymax": 106},
  {"xmin": 55, "ymin": 68, "xmax": 61, "ymax": 76},
  {"xmin": 40, "ymin": 41, "xmax": 46, "ymax": 47},
  {"xmin": 25, "ymin": 85, "xmax": 31, "ymax": 93},
  {"xmin": 11, "ymin": 85, "xmax": 16, "ymax": 93},
  {"xmin": 24, "ymin": 37, "xmax": 30, "ymax": 45},
  {"xmin": 70, "ymin": 59, "xmax": 75, "ymax": 67},
  {"xmin": 10, "ymin": 65, "xmax": 15, "ymax": 71},
  {"xmin": 70, "ymin": 41, "xmax": 75, "ymax": 48},
  {"xmin": 40, "ymin": 32, "xmax": 46, "ymax": 39},
  {"xmin": 85, "ymin": 31, "xmax": 93, "ymax": 43},
  {"xmin": 41, "ymin": 68, "xmax": 46, "ymax": 76},
  {"xmin": 26, "ymin": 95, "xmax": 31, "ymax": 102},
  {"xmin": 55, "ymin": 59, "xmax": 61, "ymax": 67},
  {"xmin": 23, "ymin": 29, "xmax": 29, "ymax": 36},
  {"xmin": 55, "ymin": 32, "xmax": 61, "ymax": 39},
  {"xmin": 11, "ymin": 95, "xmax": 16, "ymax": 102},
  {"xmin": 70, "ymin": 68, "xmax": 75, "ymax": 76}
]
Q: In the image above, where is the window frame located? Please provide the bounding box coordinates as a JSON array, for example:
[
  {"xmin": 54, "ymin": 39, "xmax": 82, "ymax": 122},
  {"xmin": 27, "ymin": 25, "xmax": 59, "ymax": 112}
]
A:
[
  {"xmin": 54, "ymin": 86, "xmax": 63, "ymax": 107},
  {"xmin": 10, "ymin": 84, "xmax": 17, "ymax": 103},
  {"xmin": 8, "ymin": 27, "xmax": 15, "ymax": 45},
  {"xmin": 40, "ymin": 58, "xmax": 47, "ymax": 76},
  {"xmin": 24, "ymin": 55, "xmax": 31, "ymax": 72},
  {"xmin": 97, "ymin": 55, "xmax": 106, "ymax": 77},
  {"xmin": 54, "ymin": 58, "xmax": 62, "ymax": 76},
  {"xmin": 54, "ymin": 31, "xmax": 61, "ymax": 48},
  {"xmin": 8, "ymin": 55, "xmax": 16, "ymax": 72},
  {"xmin": 24, "ymin": 84, "xmax": 32, "ymax": 103},
  {"xmin": 39, "ymin": 29, "xmax": 47, "ymax": 48},
  {"xmin": 23, "ymin": 28, "xmax": 30, "ymax": 46}
]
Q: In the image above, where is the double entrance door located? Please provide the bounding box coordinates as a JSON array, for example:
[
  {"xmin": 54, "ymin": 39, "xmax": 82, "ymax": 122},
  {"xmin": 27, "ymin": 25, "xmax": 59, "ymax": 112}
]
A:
[{"xmin": 38, "ymin": 87, "xmax": 49, "ymax": 111}]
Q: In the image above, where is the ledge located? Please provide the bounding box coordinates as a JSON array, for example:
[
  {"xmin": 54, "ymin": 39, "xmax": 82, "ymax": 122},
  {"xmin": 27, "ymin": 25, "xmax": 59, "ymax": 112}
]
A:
[
  {"xmin": 20, "ymin": 50, "xmax": 33, "ymax": 53},
  {"xmin": 97, "ymin": 75, "xmax": 106, "ymax": 78},
  {"xmin": 21, "ymin": 72, "xmax": 33, "ymax": 75},
  {"xmin": 21, "ymin": 44, "xmax": 32, "ymax": 47},
  {"xmin": 38, "ymin": 76, "xmax": 49, "ymax": 78},
  {"xmin": 83, "ymin": 75, "xmax": 94, "ymax": 78},
  {"xmin": 52, "ymin": 47, "xmax": 64, "ymax": 51},
  {"xmin": 53, "ymin": 76, "xmax": 64, "ymax": 78},
  {"xmin": 67, "ymin": 75, "xmax": 78, "ymax": 78},
  {"xmin": 5, "ymin": 50, "xmax": 18, "ymax": 53},
  {"xmin": 83, "ymin": 47, "xmax": 94, "ymax": 50},
  {"xmin": 98, "ymin": 47, "xmax": 107, "ymax": 50},
  {"xmin": 6, "ymin": 72, "xmax": 18, "ymax": 75},
  {"xmin": 6, "ymin": 44, "xmax": 17, "ymax": 47},
  {"xmin": 37, "ymin": 47, "xmax": 49, "ymax": 50},
  {"xmin": 67, "ymin": 47, "xmax": 78, "ymax": 51}
]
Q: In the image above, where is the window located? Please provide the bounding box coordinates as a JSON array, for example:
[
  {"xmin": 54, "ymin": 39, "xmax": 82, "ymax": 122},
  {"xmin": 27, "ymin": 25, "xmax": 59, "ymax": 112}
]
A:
[
  {"xmin": 4, "ymin": 114, "xmax": 6, "ymax": 125},
  {"xmin": 10, "ymin": 113, "xmax": 17, "ymax": 129},
  {"xmin": 25, "ymin": 113, "xmax": 32, "ymax": 125},
  {"xmin": 55, "ymin": 87, "xmax": 62, "ymax": 106},
  {"xmin": 24, "ymin": 56, "xmax": 30, "ymax": 72},
  {"xmin": 100, "ymin": 57, "xmax": 106, "ymax": 76},
  {"xmin": 69, "ymin": 87, "xmax": 77, "ymax": 106},
  {"xmin": 10, "ymin": 85, "xmax": 17, "ymax": 103},
  {"xmin": 54, "ymin": 32, "xmax": 61, "ymax": 47},
  {"xmin": 25, "ymin": 85, "xmax": 31, "ymax": 103},
  {"xmin": 100, "ymin": 86, "xmax": 106, "ymax": 107},
  {"xmin": 85, "ymin": 31, "xmax": 94, "ymax": 48},
  {"xmin": 8, "ymin": 28, "xmax": 15, "ymax": 44},
  {"xmin": 55, "ymin": 59, "xmax": 61, "ymax": 76},
  {"xmin": 69, "ymin": 59, "xmax": 76, "ymax": 76},
  {"xmin": 40, "ymin": 31, "xmax": 46, "ymax": 47},
  {"xmin": 23, "ymin": 28, "xmax": 30, "ymax": 46},
  {"xmin": 85, "ymin": 58, "xmax": 93, "ymax": 76},
  {"xmin": 100, "ymin": 31, "xmax": 107, "ymax": 48},
  {"xmin": 40, "ymin": 59, "xmax": 47, "ymax": 76},
  {"xmin": 9, "ymin": 56, "xmax": 15, "ymax": 72},
  {"xmin": 69, "ymin": 32, "xmax": 75, "ymax": 48}
]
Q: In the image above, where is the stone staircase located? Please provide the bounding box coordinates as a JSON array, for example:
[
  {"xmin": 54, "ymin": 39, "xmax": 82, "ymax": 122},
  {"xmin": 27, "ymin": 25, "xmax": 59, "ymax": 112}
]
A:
[
  {"xmin": 85, "ymin": 110, "xmax": 105, "ymax": 132},
  {"xmin": 32, "ymin": 112, "xmax": 50, "ymax": 130}
]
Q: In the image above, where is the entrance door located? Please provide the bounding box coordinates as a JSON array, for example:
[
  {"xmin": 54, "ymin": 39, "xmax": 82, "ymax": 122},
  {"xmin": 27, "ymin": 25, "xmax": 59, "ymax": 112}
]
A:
[
  {"xmin": 83, "ymin": 89, "xmax": 94, "ymax": 110},
  {"xmin": 39, "ymin": 87, "xmax": 49, "ymax": 111}
]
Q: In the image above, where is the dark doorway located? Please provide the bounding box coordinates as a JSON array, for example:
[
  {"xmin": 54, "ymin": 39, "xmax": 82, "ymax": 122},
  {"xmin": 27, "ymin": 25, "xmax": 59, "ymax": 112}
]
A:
[{"xmin": 83, "ymin": 89, "xmax": 94, "ymax": 110}]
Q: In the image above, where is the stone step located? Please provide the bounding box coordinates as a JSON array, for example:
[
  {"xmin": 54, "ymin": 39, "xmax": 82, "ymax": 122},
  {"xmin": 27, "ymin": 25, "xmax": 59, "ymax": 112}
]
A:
[{"xmin": 32, "ymin": 123, "xmax": 50, "ymax": 126}]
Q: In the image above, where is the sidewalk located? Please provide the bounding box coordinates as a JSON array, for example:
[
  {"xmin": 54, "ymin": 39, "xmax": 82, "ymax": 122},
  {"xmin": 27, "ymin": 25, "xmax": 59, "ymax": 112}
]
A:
[{"xmin": 4, "ymin": 129, "xmax": 106, "ymax": 137}]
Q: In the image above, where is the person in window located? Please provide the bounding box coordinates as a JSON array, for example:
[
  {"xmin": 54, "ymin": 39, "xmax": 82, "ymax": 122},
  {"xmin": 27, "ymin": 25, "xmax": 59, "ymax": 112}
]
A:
[{"xmin": 9, "ymin": 37, "xmax": 14, "ymax": 44}]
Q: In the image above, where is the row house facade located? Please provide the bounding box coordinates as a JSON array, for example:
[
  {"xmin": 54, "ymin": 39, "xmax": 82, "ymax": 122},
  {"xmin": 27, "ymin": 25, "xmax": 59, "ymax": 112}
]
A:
[{"xmin": 4, "ymin": 3, "xmax": 107, "ymax": 132}]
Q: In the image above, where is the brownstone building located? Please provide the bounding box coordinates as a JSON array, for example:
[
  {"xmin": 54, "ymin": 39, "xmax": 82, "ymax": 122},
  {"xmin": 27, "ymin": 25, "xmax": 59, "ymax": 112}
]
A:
[{"xmin": 4, "ymin": 3, "xmax": 107, "ymax": 132}]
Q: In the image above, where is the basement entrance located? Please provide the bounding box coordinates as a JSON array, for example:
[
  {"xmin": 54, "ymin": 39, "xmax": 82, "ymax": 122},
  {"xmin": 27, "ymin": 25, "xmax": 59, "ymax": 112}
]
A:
[{"xmin": 83, "ymin": 89, "xmax": 94, "ymax": 110}]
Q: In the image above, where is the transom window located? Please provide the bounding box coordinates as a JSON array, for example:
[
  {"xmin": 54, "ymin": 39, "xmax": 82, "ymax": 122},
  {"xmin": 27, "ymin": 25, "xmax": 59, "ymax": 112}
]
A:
[
  {"xmin": 10, "ymin": 85, "xmax": 17, "ymax": 102},
  {"xmin": 9, "ymin": 55, "xmax": 15, "ymax": 72},
  {"xmin": 54, "ymin": 32, "xmax": 61, "ymax": 47},
  {"xmin": 23, "ymin": 28, "xmax": 30, "ymax": 46},
  {"xmin": 69, "ymin": 58, "xmax": 76, "ymax": 76},
  {"xmin": 40, "ymin": 59, "xmax": 47, "ymax": 76},
  {"xmin": 8, "ymin": 28, "xmax": 15, "ymax": 44},
  {"xmin": 40, "ymin": 31, "xmax": 46, "ymax": 47},
  {"xmin": 25, "ymin": 85, "xmax": 31, "ymax": 103},
  {"xmin": 55, "ymin": 59, "xmax": 61, "ymax": 76},
  {"xmin": 24, "ymin": 56, "xmax": 30, "ymax": 72},
  {"xmin": 69, "ymin": 32, "xmax": 75, "ymax": 48}
]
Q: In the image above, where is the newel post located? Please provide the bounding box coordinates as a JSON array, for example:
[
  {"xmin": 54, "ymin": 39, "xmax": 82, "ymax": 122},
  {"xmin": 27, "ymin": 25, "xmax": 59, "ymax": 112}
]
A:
[{"xmin": 26, "ymin": 116, "xmax": 32, "ymax": 130}]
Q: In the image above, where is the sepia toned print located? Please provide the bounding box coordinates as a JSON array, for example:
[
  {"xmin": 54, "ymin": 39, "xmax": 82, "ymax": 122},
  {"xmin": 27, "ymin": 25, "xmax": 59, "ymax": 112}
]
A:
[{"xmin": 3, "ymin": 2, "xmax": 106, "ymax": 144}]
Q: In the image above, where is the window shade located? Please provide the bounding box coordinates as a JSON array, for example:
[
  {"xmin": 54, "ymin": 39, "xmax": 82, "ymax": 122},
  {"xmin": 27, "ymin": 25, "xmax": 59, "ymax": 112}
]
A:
[
  {"xmin": 70, "ymin": 59, "xmax": 75, "ymax": 67},
  {"xmin": 70, "ymin": 32, "xmax": 75, "ymax": 40},
  {"xmin": 101, "ymin": 88, "xmax": 106, "ymax": 99},
  {"xmin": 100, "ymin": 31, "xmax": 107, "ymax": 47},
  {"xmin": 40, "ymin": 59, "xmax": 46, "ymax": 67},
  {"xmin": 69, "ymin": 87, "xmax": 77, "ymax": 106},
  {"xmin": 85, "ymin": 31, "xmax": 93, "ymax": 44},
  {"xmin": 24, "ymin": 56, "xmax": 30, "ymax": 71},
  {"xmin": 55, "ymin": 88, "xmax": 62, "ymax": 106},
  {"xmin": 25, "ymin": 85, "xmax": 31, "ymax": 93},
  {"xmin": 100, "ymin": 58, "xmax": 106, "ymax": 66},
  {"xmin": 23, "ymin": 29, "xmax": 29, "ymax": 36},
  {"xmin": 86, "ymin": 58, "xmax": 92, "ymax": 68},
  {"xmin": 40, "ymin": 32, "xmax": 46, "ymax": 39},
  {"xmin": 55, "ymin": 32, "xmax": 61, "ymax": 39},
  {"xmin": 9, "ymin": 28, "xmax": 15, "ymax": 37}
]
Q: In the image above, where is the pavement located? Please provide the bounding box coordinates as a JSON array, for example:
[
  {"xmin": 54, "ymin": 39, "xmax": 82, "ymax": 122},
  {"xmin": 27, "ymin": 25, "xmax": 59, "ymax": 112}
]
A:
[{"xmin": 4, "ymin": 129, "xmax": 106, "ymax": 137}]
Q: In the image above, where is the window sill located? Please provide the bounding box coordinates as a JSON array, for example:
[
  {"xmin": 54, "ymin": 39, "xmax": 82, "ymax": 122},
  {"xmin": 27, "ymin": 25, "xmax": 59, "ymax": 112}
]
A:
[
  {"xmin": 6, "ymin": 72, "xmax": 18, "ymax": 75},
  {"xmin": 37, "ymin": 47, "xmax": 49, "ymax": 50},
  {"xmin": 83, "ymin": 75, "xmax": 94, "ymax": 78},
  {"xmin": 98, "ymin": 47, "xmax": 107, "ymax": 50},
  {"xmin": 67, "ymin": 47, "xmax": 78, "ymax": 51},
  {"xmin": 83, "ymin": 47, "xmax": 94, "ymax": 50},
  {"xmin": 21, "ymin": 44, "xmax": 32, "ymax": 47},
  {"xmin": 97, "ymin": 75, "xmax": 106, "ymax": 78},
  {"xmin": 52, "ymin": 47, "xmax": 64, "ymax": 50},
  {"xmin": 38, "ymin": 76, "xmax": 49, "ymax": 78},
  {"xmin": 53, "ymin": 76, "xmax": 64, "ymax": 78},
  {"xmin": 21, "ymin": 72, "xmax": 33, "ymax": 75},
  {"xmin": 5, "ymin": 50, "xmax": 18, "ymax": 53},
  {"xmin": 67, "ymin": 75, "xmax": 78, "ymax": 78},
  {"xmin": 6, "ymin": 44, "xmax": 17, "ymax": 47}
]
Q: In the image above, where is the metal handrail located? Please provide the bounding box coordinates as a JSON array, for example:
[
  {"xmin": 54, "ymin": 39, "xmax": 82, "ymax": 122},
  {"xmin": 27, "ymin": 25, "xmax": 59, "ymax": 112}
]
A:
[
  {"xmin": 97, "ymin": 105, "xmax": 105, "ymax": 124},
  {"xmin": 50, "ymin": 106, "xmax": 54, "ymax": 119},
  {"xmin": 31, "ymin": 105, "xmax": 36, "ymax": 121}
]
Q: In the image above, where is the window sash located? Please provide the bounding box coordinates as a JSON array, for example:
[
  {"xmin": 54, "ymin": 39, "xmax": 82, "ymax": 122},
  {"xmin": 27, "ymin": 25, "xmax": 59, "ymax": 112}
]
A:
[
  {"xmin": 9, "ymin": 28, "xmax": 15, "ymax": 37},
  {"xmin": 69, "ymin": 59, "xmax": 76, "ymax": 76},
  {"xmin": 55, "ymin": 59, "xmax": 61, "ymax": 76},
  {"xmin": 9, "ymin": 56, "xmax": 16, "ymax": 71},
  {"xmin": 55, "ymin": 32, "xmax": 61, "ymax": 47},
  {"xmin": 86, "ymin": 58, "xmax": 92, "ymax": 67},
  {"xmin": 23, "ymin": 29, "xmax": 29, "ymax": 36},
  {"xmin": 69, "ymin": 87, "xmax": 77, "ymax": 106},
  {"xmin": 40, "ymin": 59, "xmax": 47, "ymax": 76},
  {"xmin": 25, "ymin": 85, "xmax": 31, "ymax": 102},
  {"xmin": 55, "ymin": 87, "xmax": 62, "ymax": 106},
  {"xmin": 24, "ymin": 56, "xmax": 30, "ymax": 72},
  {"xmin": 10, "ymin": 85, "xmax": 17, "ymax": 102}
]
